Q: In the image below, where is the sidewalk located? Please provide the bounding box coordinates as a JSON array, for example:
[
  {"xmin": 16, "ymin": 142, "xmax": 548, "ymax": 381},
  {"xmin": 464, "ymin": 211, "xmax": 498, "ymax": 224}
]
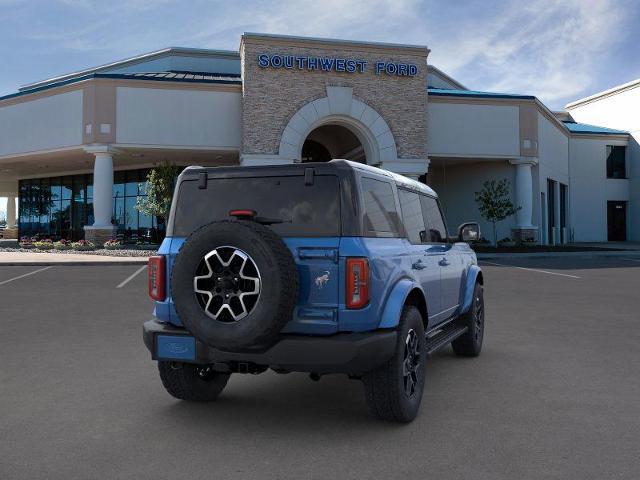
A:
[
  {"xmin": 0, "ymin": 251, "xmax": 149, "ymax": 266},
  {"xmin": 477, "ymin": 250, "xmax": 640, "ymax": 260}
]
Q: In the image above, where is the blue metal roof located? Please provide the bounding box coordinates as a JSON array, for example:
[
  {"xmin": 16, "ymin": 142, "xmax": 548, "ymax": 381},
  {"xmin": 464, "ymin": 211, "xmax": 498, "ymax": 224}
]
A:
[
  {"xmin": 0, "ymin": 71, "xmax": 242, "ymax": 103},
  {"xmin": 562, "ymin": 121, "xmax": 628, "ymax": 135},
  {"xmin": 428, "ymin": 87, "xmax": 535, "ymax": 100}
]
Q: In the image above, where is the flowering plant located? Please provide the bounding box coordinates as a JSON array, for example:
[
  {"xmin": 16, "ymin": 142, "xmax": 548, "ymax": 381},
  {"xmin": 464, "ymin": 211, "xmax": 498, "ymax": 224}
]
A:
[
  {"xmin": 19, "ymin": 236, "xmax": 34, "ymax": 249},
  {"xmin": 71, "ymin": 239, "xmax": 96, "ymax": 251},
  {"xmin": 33, "ymin": 239, "xmax": 54, "ymax": 250},
  {"xmin": 103, "ymin": 239, "xmax": 123, "ymax": 250},
  {"xmin": 54, "ymin": 239, "xmax": 73, "ymax": 250}
]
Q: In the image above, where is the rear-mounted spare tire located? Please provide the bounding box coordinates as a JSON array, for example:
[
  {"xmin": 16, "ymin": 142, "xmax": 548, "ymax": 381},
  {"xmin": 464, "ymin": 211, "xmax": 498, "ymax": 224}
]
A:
[{"xmin": 171, "ymin": 220, "xmax": 299, "ymax": 350}]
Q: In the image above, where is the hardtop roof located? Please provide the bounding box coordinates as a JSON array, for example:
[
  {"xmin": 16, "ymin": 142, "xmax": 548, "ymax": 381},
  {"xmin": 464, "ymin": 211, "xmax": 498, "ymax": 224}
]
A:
[{"xmin": 181, "ymin": 159, "xmax": 437, "ymax": 197}]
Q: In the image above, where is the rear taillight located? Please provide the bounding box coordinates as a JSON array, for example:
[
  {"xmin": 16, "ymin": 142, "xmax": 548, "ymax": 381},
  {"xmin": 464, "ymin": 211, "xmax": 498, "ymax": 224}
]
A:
[
  {"xmin": 148, "ymin": 255, "xmax": 166, "ymax": 301},
  {"xmin": 346, "ymin": 257, "xmax": 370, "ymax": 309}
]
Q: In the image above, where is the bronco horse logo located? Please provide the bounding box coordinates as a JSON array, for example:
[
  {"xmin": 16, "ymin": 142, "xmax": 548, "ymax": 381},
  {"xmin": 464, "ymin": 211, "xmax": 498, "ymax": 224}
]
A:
[{"xmin": 314, "ymin": 271, "xmax": 330, "ymax": 289}]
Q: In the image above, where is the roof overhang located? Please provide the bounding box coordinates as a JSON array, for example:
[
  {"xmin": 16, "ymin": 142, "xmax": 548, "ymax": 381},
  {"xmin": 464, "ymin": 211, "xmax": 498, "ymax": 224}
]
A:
[
  {"xmin": 19, "ymin": 47, "xmax": 240, "ymax": 93},
  {"xmin": 565, "ymin": 78, "xmax": 640, "ymax": 109}
]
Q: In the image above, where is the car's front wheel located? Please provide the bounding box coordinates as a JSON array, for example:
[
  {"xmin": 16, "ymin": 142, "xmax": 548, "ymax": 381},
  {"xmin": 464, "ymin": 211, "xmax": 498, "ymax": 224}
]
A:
[
  {"xmin": 362, "ymin": 305, "xmax": 427, "ymax": 422},
  {"xmin": 158, "ymin": 361, "xmax": 230, "ymax": 401}
]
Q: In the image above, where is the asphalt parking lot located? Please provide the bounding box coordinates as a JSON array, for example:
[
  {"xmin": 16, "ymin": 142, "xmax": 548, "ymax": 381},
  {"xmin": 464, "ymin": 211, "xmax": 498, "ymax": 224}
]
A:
[{"xmin": 1, "ymin": 256, "xmax": 639, "ymax": 479}]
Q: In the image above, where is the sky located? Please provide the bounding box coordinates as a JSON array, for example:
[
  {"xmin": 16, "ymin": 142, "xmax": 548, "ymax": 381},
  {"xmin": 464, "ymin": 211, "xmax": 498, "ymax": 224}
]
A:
[
  {"xmin": 1, "ymin": 0, "xmax": 639, "ymax": 216},
  {"xmin": 1, "ymin": 0, "xmax": 639, "ymax": 109}
]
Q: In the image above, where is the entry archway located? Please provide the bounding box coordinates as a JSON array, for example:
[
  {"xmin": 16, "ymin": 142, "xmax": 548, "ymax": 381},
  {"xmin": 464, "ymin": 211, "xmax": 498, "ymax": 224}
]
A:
[
  {"xmin": 278, "ymin": 86, "xmax": 398, "ymax": 165},
  {"xmin": 302, "ymin": 123, "xmax": 365, "ymax": 163}
]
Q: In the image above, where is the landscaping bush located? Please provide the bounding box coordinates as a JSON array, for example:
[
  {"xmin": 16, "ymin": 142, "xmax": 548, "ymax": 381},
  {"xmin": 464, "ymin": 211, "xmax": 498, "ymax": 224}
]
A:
[
  {"xmin": 497, "ymin": 237, "xmax": 517, "ymax": 248},
  {"xmin": 33, "ymin": 239, "xmax": 54, "ymax": 250},
  {"xmin": 54, "ymin": 239, "xmax": 73, "ymax": 250},
  {"xmin": 103, "ymin": 239, "xmax": 123, "ymax": 250},
  {"xmin": 19, "ymin": 236, "xmax": 34, "ymax": 249},
  {"xmin": 71, "ymin": 240, "xmax": 96, "ymax": 251}
]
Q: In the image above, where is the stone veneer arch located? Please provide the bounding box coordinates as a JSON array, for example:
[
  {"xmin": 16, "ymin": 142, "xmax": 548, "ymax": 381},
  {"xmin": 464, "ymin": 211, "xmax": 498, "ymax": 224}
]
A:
[{"xmin": 278, "ymin": 86, "xmax": 398, "ymax": 165}]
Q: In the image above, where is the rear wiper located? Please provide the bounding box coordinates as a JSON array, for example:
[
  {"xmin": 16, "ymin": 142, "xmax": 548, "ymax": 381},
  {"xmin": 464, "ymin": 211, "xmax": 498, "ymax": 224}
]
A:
[
  {"xmin": 228, "ymin": 209, "xmax": 291, "ymax": 225},
  {"xmin": 253, "ymin": 216, "xmax": 291, "ymax": 225}
]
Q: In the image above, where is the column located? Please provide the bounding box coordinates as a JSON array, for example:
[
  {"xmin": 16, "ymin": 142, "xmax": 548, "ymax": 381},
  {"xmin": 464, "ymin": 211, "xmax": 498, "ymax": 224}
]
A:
[
  {"xmin": 509, "ymin": 158, "xmax": 538, "ymax": 242},
  {"xmin": 6, "ymin": 195, "xmax": 16, "ymax": 229},
  {"xmin": 83, "ymin": 145, "xmax": 118, "ymax": 245},
  {"xmin": 379, "ymin": 158, "xmax": 430, "ymax": 182},
  {"xmin": 2, "ymin": 194, "xmax": 18, "ymax": 240}
]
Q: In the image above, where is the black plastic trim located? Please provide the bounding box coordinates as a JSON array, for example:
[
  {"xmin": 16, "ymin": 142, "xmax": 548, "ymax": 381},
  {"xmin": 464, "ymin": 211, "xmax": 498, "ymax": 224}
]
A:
[{"xmin": 143, "ymin": 319, "xmax": 397, "ymax": 374}]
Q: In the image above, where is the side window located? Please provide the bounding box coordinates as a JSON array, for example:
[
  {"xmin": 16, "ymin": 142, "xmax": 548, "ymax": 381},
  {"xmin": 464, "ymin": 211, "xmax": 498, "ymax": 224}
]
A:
[
  {"xmin": 398, "ymin": 189, "xmax": 427, "ymax": 244},
  {"xmin": 361, "ymin": 177, "xmax": 401, "ymax": 235},
  {"xmin": 606, "ymin": 145, "xmax": 626, "ymax": 179},
  {"xmin": 420, "ymin": 195, "xmax": 448, "ymax": 243}
]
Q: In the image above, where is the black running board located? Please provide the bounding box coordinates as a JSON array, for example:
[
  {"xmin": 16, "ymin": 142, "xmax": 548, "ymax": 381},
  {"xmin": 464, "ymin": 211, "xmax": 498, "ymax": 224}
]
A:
[{"xmin": 425, "ymin": 324, "xmax": 468, "ymax": 357}]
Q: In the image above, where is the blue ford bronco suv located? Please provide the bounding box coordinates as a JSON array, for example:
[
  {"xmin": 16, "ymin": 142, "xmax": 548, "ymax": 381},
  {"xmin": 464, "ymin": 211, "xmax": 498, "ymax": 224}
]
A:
[{"xmin": 143, "ymin": 160, "xmax": 484, "ymax": 422}]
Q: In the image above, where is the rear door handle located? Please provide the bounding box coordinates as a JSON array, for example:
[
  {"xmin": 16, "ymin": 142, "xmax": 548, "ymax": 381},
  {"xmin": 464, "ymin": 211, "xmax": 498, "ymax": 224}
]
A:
[
  {"xmin": 412, "ymin": 259, "xmax": 426, "ymax": 270},
  {"xmin": 438, "ymin": 258, "xmax": 450, "ymax": 266}
]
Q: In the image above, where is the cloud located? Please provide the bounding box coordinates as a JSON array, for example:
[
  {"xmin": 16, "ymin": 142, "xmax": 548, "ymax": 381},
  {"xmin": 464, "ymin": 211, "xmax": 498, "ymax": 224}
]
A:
[
  {"xmin": 1, "ymin": 0, "xmax": 636, "ymax": 108},
  {"xmin": 426, "ymin": 0, "xmax": 629, "ymax": 108}
]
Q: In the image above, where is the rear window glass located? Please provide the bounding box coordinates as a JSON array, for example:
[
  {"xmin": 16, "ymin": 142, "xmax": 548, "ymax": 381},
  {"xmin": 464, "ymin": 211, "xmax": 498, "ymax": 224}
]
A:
[
  {"xmin": 361, "ymin": 177, "xmax": 401, "ymax": 235},
  {"xmin": 173, "ymin": 175, "xmax": 340, "ymax": 237}
]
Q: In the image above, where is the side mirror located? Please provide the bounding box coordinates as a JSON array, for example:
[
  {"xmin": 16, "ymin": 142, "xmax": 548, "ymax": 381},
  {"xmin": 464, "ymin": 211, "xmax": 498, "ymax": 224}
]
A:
[{"xmin": 458, "ymin": 222, "xmax": 480, "ymax": 243}]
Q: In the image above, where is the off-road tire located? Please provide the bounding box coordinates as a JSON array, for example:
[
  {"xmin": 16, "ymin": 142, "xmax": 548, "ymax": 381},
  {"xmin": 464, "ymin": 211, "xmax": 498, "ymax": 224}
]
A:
[
  {"xmin": 362, "ymin": 306, "xmax": 427, "ymax": 422},
  {"xmin": 158, "ymin": 361, "xmax": 230, "ymax": 401},
  {"xmin": 171, "ymin": 220, "xmax": 298, "ymax": 350},
  {"xmin": 452, "ymin": 282, "xmax": 484, "ymax": 357}
]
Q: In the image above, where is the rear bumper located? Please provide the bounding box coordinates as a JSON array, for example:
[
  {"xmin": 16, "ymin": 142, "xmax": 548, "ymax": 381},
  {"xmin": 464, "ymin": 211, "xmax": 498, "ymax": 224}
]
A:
[{"xmin": 143, "ymin": 319, "xmax": 397, "ymax": 375}]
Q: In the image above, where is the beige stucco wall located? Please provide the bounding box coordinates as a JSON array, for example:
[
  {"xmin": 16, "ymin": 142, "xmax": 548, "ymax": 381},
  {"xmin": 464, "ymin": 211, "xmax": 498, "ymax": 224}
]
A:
[
  {"xmin": 116, "ymin": 86, "xmax": 242, "ymax": 148},
  {"xmin": 240, "ymin": 35, "xmax": 429, "ymax": 160},
  {"xmin": 427, "ymin": 101, "xmax": 520, "ymax": 157},
  {"xmin": 0, "ymin": 90, "xmax": 83, "ymax": 157}
]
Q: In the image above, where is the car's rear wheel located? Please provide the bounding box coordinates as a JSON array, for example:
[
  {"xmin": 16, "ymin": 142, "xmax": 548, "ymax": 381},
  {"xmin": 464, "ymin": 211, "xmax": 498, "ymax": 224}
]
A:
[
  {"xmin": 452, "ymin": 282, "xmax": 484, "ymax": 357},
  {"xmin": 362, "ymin": 305, "xmax": 426, "ymax": 422},
  {"xmin": 158, "ymin": 361, "xmax": 230, "ymax": 401}
]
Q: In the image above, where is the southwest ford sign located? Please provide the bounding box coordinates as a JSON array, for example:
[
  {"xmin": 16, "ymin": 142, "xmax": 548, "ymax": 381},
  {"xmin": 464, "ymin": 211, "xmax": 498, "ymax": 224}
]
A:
[{"xmin": 257, "ymin": 54, "xmax": 418, "ymax": 77}]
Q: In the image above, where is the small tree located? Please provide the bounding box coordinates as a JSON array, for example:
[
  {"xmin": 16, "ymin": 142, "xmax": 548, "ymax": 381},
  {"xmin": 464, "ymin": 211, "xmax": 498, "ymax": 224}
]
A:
[
  {"xmin": 136, "ymin": 161, "xmax": 182, "ymax": 223},
  {"xmin": 474, "ymin": 179, "xmax": 519, "ymax": 246}
]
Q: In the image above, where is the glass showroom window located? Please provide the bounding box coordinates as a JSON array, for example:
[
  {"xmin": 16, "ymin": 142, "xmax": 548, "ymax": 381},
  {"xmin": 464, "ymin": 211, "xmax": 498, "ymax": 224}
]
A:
[
  {"xmin": 18, "ymin": 168, "xmax": 160, "ymax": 242},
  {"xmin": 606, "ymin": 146, "xmax": 626, "ymax": 179},
  {"xmin": 112, "ymin": 169, "xmax": 160, "ymax": 243}
]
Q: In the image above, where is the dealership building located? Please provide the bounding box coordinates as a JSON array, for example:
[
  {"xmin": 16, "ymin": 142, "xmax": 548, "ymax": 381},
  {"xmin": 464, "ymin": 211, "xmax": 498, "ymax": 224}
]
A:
[{"xmin": 0, "ymin": 33, "xmax": 637, "ymax": 244}]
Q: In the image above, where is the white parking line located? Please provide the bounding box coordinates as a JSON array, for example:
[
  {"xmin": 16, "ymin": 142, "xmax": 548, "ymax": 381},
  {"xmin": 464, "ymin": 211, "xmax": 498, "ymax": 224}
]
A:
[
  {"xmin": 0, "ymin": 266, "xmax": 53, "ymax": 286},
  {"xmin": 480, "ymin": 260, "xmax": 581, "ymax": 279},
  {"xmin": 116, "ymin": 265, "xmax": 147, "ymax": 289}
]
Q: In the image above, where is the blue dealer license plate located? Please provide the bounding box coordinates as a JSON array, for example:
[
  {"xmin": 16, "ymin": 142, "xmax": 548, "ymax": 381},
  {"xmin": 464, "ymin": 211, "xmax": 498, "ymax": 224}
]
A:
[{"xmin": 156, "ymin": 335, "xmax": 196, "ymax": 361}]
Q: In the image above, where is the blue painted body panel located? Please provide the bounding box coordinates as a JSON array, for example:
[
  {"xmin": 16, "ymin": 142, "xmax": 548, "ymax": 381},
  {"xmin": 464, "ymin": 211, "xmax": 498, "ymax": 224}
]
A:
[
  {"xmin": 459, "ymin": 264, "xmax": 482, "ymax": 314},
  {"xmin": 378, "ymin": 278, "xmax": 422, "ymax": 329},
  {"xmin": 153, "ymin": 233, "xmax": 480, "ymax": 335}
]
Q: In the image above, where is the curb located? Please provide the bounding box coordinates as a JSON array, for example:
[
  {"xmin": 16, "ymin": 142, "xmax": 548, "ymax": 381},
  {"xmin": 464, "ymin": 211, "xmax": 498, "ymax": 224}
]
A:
[
  {"xmin": 477, "ymin": 251, "xmax": 640, "ymax": 260},
  {"xmin": 0, "ymin": 260, "xmax": 149, "ymax": 266}
]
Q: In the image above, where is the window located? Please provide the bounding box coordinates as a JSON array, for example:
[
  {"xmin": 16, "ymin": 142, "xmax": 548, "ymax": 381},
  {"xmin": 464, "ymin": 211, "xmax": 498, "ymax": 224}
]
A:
[
  {"xmin": 420, "ymin": 195, "xmax": 447, "ymax": 243},
  {"xmin": 606, "ymin": 146, "xmax": 626, "ymax": 179},
  {"xmin": 174, "ymin": 175, "xmax": 341, "ymax": 237},
  {"xmin": 398, "ymin": 189, "xmax": 426, "ymax": 244},
  {"xmin": 17, "ymin": 168, "xmax": 160, "ymax": 242},
  {"xmin": 361, "ymin": 177, "xmax": 400, "ymax": 235}
]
